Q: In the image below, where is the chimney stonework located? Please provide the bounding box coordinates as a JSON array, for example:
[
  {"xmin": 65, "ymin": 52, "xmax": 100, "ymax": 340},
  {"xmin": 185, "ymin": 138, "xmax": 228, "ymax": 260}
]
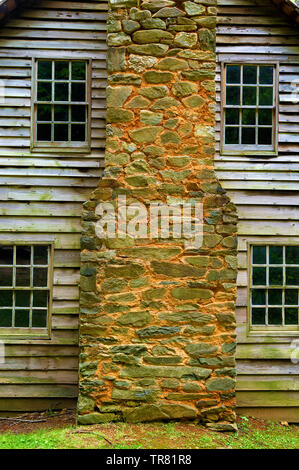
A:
[{"xmin": 78, "ymin": 0, "xmax": 238, "ymax": 431}]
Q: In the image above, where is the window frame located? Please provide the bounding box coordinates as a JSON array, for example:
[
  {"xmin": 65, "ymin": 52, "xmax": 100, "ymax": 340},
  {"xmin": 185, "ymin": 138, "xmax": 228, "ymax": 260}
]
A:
[
  {"xmin": 31, "ymin": 57, "xmax": 92, "ymax": 153},
  {"xmin": 0, "ymin": 241, "xmax": 54, "ymax": 339},
  {"xmin": 220, "ymin": 61, "xmax": 279, "ymax": 157},
  {"xmin": 247, "ymin": 241, "xmax": 299, "ymax": 337}
]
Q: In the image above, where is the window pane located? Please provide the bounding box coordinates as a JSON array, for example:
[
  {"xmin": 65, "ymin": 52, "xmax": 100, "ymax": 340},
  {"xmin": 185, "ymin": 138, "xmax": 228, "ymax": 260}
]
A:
[
  {"xmin": 242, "ymin": 127, "xmax": 255, "ymax": 145},
  {"xmin": 268, "ymin": 307, "xmax": 282, "ymax": 325},
  {"xmin": 243, "ymin": 66, "xmax": 257, "ymax": 84},
  {"xmin": 71, "ymin": 124, "xmax": 86, "ymax": 142},
  {"xmin": 0, "ymin": 268, "xmax": 13, "ymax": 287},
  {"xmin": 15, "ymin": 310, "xmax": 30, "ymax": 327},
  {"xmin": 37, "ymin": 124, "xmax": 51, "ymax": 141},
  {"xmin": 15, "ymin": 291, "xmax": 31, "ymax": 307},
  {"xmin": 285, "ymin": 308, "xmax": 298, "ymax": 325},
  {"xmin": 0, "ymin": 246, "xmax": 13, "ymax": 265},
  {"xmin": 286, "ymin": 267, "xmax": 299, "ymax": 285},
  {"xmin": 253, "ymin": 267, "xmax": 266, "ymax": 285},
  {"xmin": 242, "ymin": 108, "xmax": 256, "ymax": 125},
  {"xmin": 33, "ymin": 268, "xmax": 48, "ymax": 287},
  {"xmin": 54, "ymin": 105, "xmax": 69, "ymax": 122},
  {"xmin": 16, "ymin": 268, "xmax": 30, "ymax": 287},
  {"xmin": 225, "ymin": 127, "xmax": 239, "ymax": 145},
  {"xmin": 252, "ymin": 307, "xmax": 265, "ymax": 325},
  {"xmin": 71, "ymin": 83, "xmax": 86, "ymax": 102},
  {"xmin": 0, "ymin": 290, "xmax": 12, "ymax": 307},
  {"xmin": 37, "ymin": 82, "xmax": 52, "ymax": 102},
  {"xmin": 243, "ymin": 87, "xmax": 257, "ymax": 106},
  {"xmin": 226, "ymin": 109, "xmax": 239, "ymax": 125},
  {"xmin": 37, "ymin": 104, "xmax": 51, "ymax": 122},
  {"xmin": 54, "ymin": 124, "xmax": 68, "ymax": 142},
  {"xmin": 71, "ymin": 105, "xmax": 86, "ymax": 123},
  {"xmin": 0, "ymin": 310, "xmax": 12, "ymax": 327},
  {"xmin": 269, "ymin": 267, "xmax": 283, "ymax": 285},
  {"xmin": 259, "ymin": 87, "xmax": 273, "ymax": 106},
  {"xmin": 226, "ymin": 86, "xmax": 240, "ymax": 105},
  {"xmin": 286, "ymin": 246, "xmax": 299, "ymax": 264},
  {"xmin": 72, "ymin": 61, "xmax": 86, "ymax": 80},
  {"xmin": 16, "ymin": 246, "xmax": 31, "ymax": 265},
  {"xmin": 55, "ymin": 61, "xmax": 69, "ymax": 80},
  {"xmin": 269, "ymin": 246, "xmax": 283, "ymax": 264},
  {"xmin": 253, "ymin": 245, "xmax": 266, "ymax": 264},
  {"xmin": 38, "ymin": 61, "xmax": 52, "ymax": 80},
  {"xmin": 252, "ymin": 289, "xmax": 266, "ymax": 305},
  {"xmin": 260, "ymin": 66, "xmax": 274, "ymax": 85},
  {"xmin": 285, "ymin": 289, "xmax": 298, "ymax": 305},
  {"xmin": 34, "ymin": 246, "xmax": 48, "ymax": 265},
  {"xmin": 258, "ymin": 109, "xmax": 272, "ymax": 126},
  {"xmin": 268, "ymin": 289, "xmax": 282, "ymax": 305},
  {"xmin": 55, "ymin": 83, "xmax": 69, "ymax": 102},
  {"xmin": 226, "ymin": 65, "xmax": 240, "ymax": 84},
  {"xmin": 33, "ymin": 291, "xmax": 48, "ymax": 308},
  {"xmin": 32, "ymin": 310, "xmax": 47, "ymax": 328},
  {"xmin": 258, "ymin": 128, "xmax": 272, "ymax": 146}
]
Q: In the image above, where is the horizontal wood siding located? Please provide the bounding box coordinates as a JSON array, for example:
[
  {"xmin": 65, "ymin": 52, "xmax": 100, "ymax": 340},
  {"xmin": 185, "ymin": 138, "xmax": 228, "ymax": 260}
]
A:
[
  {"xmin": 0, "ymin": 0, "xmax": 107, "ymax": 411},
  {"xmin": 216, "ymin": 0, "xmax": 299, "ymax": 420}
]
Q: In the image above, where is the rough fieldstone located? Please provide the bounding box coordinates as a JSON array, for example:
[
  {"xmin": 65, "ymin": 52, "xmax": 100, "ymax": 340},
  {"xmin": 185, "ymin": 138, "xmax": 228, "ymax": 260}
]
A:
[
  {"xmin": 151, "ymin": 261, "xmax": 205, "ymax": 278},
  {"xmin": 137, "ymin": 326, "xmax": 181, "ymax": 338},
  {"xmin": 168, "ymin": 155, "xmax": 189, "ymax": 167},
  {"xmin": 130, "ymin": 7, "xmax": 151, "ymax": 21},
  {"xmin": 160, "ymin": 131, "xmax": 181, "ymax": 145},
  {"xmin": 141, "ymin": 18, "xmax": 166, "ymax": 29},
  {"xmin": 106, "ymin": 86, "xmax": 132, "ymax": 107},
  {"xmin": 144, "ymin": 71, "xmax": 174, "ymax": 84},
  {"xmin": 129, "ymin": 126, "xmax": 163, "ymax": 143},
  {"xmin": 144, "ymin": 356, "xmax": 181, "ymax": 365},
  {"xmin": 140, "ymin": 110, "xmax": 163, "ymax": 125},
  {"xmin": 150, "ymin": 97, "xmax": 180, "ymax": 110},
  {"xmin": 206, "ymin": 378, "xmax": 236, "ymax": 391},
  {"xmin": 206, "ymin": 422, "xmax": 238, "ymax": 432},
  {"xmin": 139, "ymin": 85, "xmax": 169, "ymax": 99},
  {"xmin": 112, "ymin": 388, "xmax": 158, "ymax": 401},
  {"xmin": 125, "ymin": 96, "xmax": 151, "ymax": 109},
  {"xmin": 158, "ymin": 311, "xmax": 214, "ymax": 324},
  {"xmin": 122, "ymin": 19, "xmax": 140, "ymax": 34},
  {"xmin": 108, "ymin": 73, "xmax": 142, "ymax": 85},
  {"xmin": 120, "ymin": 365, "xmax": 211, "ymax": 379},
  {"xmin": 185, "ymin": 343, "xmax": 218, "ymax": 357},
  {"xmin": 78, "ymin": 413, "xmax": 119, "ymax": 424},
  {"xmin": 182, "ymin": 95, "xmax": 205, "ymax": 108},
  {"xmin": 105, "ymin": 263, "xmax": 145, "ymax": 278},
  {"xmin": 128, "ymin": 55, "xmax": 158, "ymax": 73},
  {"xmin": 199, "ymin": 28, "xmax": 216, "ymax": 51},
  {"xmin": 153, "ymin": 7, "xmax": 186, "ymax": 18},
  {"xmin": 107, "ymin": 33, "xmax": 132, "ymax": 47},
  {"xmin": 106, "ymin": 108, "xmax": 134, "ymax": 124},
  {"xmin": 155, "ymin": 58, "xmax": 189, "ymax": 71},
  {"xmin": 107, "ymin": 47, "xmax": 126, "ymax": 73},
  {"xmin": 174, "ymin": 32, "xmax": 198, "ymax": 48},
  {"xmin": 194, "ymin": 16, "xmax": 216, "ymax": 29},
  {"xmin": 183, "ymin": 1, "xmax": 206, "ymax": 16},
  {"xmin": 143, "ymin": 1, "xmax": 176, "ymax": 11},
  {"xmin": 77, "ymin": 395, "xmax": 95, "ymax": 414},
  {"xmin": 132, "ymin": 29, "xmax": 173, "ymax": 44},
  {"xmin": 172, "ymin": 81, "xmax": 198, "ymax": 97},
  {"xmin": 128, "ymin": 44, "xmax": 169, "ymax": 56},
  {"xmin": 171, "ymin": 287, "xmax": 214, "ymax": 300},
  {"xmin": 119, "ymin": 247, "xmax": 181, "ymax": 260}
]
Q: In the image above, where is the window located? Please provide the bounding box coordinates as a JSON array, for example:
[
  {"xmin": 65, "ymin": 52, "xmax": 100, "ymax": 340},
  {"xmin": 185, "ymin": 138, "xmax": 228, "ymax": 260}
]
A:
[
  {"xmin": 222, "ymin": 63, "xmax": 278, "ymax": 155},
  {"xmin": 249, "ymin": 244, "xmax": 299, "ymax": 334},
  {"xmin": 0, "ymin": 244, "xmax": 53, "ymax": 337},
  {"xmin": 32, "ymin": 59, "xmax": 90, "ymax": 151}
]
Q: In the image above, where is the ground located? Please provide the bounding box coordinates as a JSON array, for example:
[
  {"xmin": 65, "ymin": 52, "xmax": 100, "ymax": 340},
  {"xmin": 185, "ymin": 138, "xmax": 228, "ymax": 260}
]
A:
[{"xmin": 0, "ymin": 410, "xmax": 297, "ymax": 449}]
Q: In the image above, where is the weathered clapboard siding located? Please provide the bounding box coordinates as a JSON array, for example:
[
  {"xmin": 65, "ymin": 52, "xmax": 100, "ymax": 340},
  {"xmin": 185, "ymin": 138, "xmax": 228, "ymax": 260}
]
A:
[
  {"xmin": 0, "ymin": 0, "xmax": 107, "ymax": 411},
  {"xmin": 216, "ymin": 0, "xmax": 299, "ymax": 420}
]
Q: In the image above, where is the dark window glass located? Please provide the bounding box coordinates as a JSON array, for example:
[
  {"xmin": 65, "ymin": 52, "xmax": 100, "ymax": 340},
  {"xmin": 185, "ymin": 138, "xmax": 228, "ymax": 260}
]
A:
[
  {"xmin": 15, "ymin": 310, "xmax": 30, "ymax": 328},
  {"xmin": 55, "ymin": 61, "xmax": 69, "ymax": 80},
  {"xmin": 37, "ymin": 124, "xmax": 51, "ymax": 141},
  {"xmin": 243, "ymin": 87, "xmax": 257, "ymax": 106},
  {"xmin": 269, "ymin": 267, "xmax": 283, "ymax": 285},
  {"xmin": 242, "ymin": 127, "xmax": 255, "ymax": 145},
  {"xmin": 260, "ymin": 66, "xmax": 273, "ymax": 85},
  {"xmin": 286, "ymin": 246, "xmax": 299, "ymax": 265},
  {"xmin": 242, "ymin": 108, "xmax": 256, "ymax": 125},
  {"xmin": 54, "ymin": 105, "xmax": 69, "ymax": 122},
  {"xmin": 258, "ymin": 109, "xmax": 272, "ymax": 126},
  {"xmin": 253, "ymin": 245, "xmax": 266, "ymax": 264},
  {"xmin": 243, "ymin": 66, "xmax": 257, "ymax": 84},
  {"xmin": 0, "ymin": 246, "xmax": 13, "ymax": 265},
  {"xmin": 16, "ymin": 268, "xmax": 30, "ymax": 287},
  {"xmin": 34, "ymin": 246, "xmax": 48, "ymax": 265},
  {"xmin": 285, "ymin": 308, "xmax": 298, "ymax": 325},
  {"xmin": 71, "ymin": 83, "xmax": 86, "ymax": 102},
  {"xmin": 259, "ymin": 87, "xmax": 273, "ymax": 106},
  {"xmin": 33, "ymin": 268, "xmax": 48, "ymax": 287},
  {"xmin": 33, "ymin": 291, "xmax": 48, "ymax": 308},
  {"xmin": 253, "ymin": 267, "xmax": 266, "ymax": 285},
  {"xmin": 72, "ymin": 61, "xmax": 86, "ymax": 80},
  {"xmin": 285, "ymin": 289, "xmax": 298, "ymax": 305},
  {"xmin": 0, "ymin": 268, "xmax": 13, "ymax": 287},
  {"xmin": 0, "ymin": 310, "xmax": 12, "ymax": 327},
  {"xmin": 226, "ymin": 65, "xmax": 240, "ymax": 84},
  {"xmin": 16, "ymin": 246, "xmax": 31, "ymax": 265},
  {"xmin": 269, "ymin": 246, "xmax": 283, "ymax": 264},
  {"xmin": 32, "ymin": 310, "xmax": 47, "ymax": 328},
  {"xmin": 37, "ymin": 104, "xmax": 51, "ymax": 122},
  {"xmin": 37, "ymin": 82, "xmax": 52, "ymax": 102},
  {"xmin": 71, "ymin": 105, "xmax": 86, "ymax": 123},
  {"xmin": 225, "ymin": 127, "xmax": 239, "ymax": 145},
  {"xmin": 226, "ymin": 86, "xmax": 240, "ymax": 105},
  {"xmin": 286, "ymin": 267, "xmax": 299, "ymax": 285},
  {"xmin": 252, "ymin": 289, "xmax": 266, "ymax": 305},
  {"xmin": 71, "ymin": 124, "xmax": 86, "ymax": 142},
  {"xmin": 252, "ymin": 307, "xmax": 266, "ymax": 325},
  {"xmin": 15, "ymin": 291, "xmax": 30, "ymax": 307},
  {"xmin": 55, "ymin": 83, "xmax": 69, "ymax": 102},
  {"xmin": 38, "ymin": 61, "xmax": 52, "ymax": 80},
  {"xmin": 268, "ymin": 307, "xmax": 282, "ymax": 325},
  {"xmin": 0, "ymin": 291, "xmax": 12, "ymax": 307},
  {"xmin": 258, "ymin": 128, "xmax": 272, "ymax": 145},
  {"xmin": 268, "ymin": 289, "xmax": 282, "ymax": 305},
  {"xmin": 54, "ymin": 124, "xmax": 68, "ymax": 142}
]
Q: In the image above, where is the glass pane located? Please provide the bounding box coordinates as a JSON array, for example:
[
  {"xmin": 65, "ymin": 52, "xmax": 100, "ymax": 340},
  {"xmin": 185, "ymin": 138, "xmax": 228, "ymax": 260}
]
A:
[
  {"xmin": 252, "ymin": 289, "xmax": 266, "ymax": 305},
  {"xmin": 243, "ymin": 87, "xmax": 257, "ymax": 106},
  {"xmin": 37, "ymin": 82, "xmax": 52, "ymax": 102},
  {"xmin": 34, "ymin": 246, "xmax": 48, "ymax": 265},
  {"xmin": 258, "ymin": 109, "xmax": 272, "ymax": 126},
  {"xmin": 285, "ymin": 289, "xmax": 298, "ymax": 305},
  {"xmin": 0, "ymin": 268, "xmax": 13, "ymax": 287},
  {"xmin": 286, "ymin": 246, "xmax": 299, "ymax": 265},
  {"xmin": 38, "ymin": 61, "xmax": 52, "ymax": 80},
  {"xmin": 242, "ymin": 108, "xmax": 256, "ymax": 125},
  {"xmin": 268, "ymin": 307, "xmax": 282, "ymax": 325},
  {"xmin": 33, "ymin": 291, "xmax": 48, "ymax": 308},
  {"xmin": 225, "ymin": 127, "xmax": 239, "ymax": 145},
  {"xmin": 37, "ymin": 104, "xmax": 51, "ymax": 122},
  {"xmin": 55, "ymin": 83, "xmax": 69, "ymax": 102},
  {"xmin": 72, "ymin": 61, "xmax": 86, "ymax": 80},
  {"xmin": 226, "ymin": 65, "xmax": 241, "ymax": 84},
  {"xmin": 243, "ymin": 66, "xmax": 257, "ymax": 84},
  {"xmin": 260, "ymin": 66, "xmax": 273, "ymax": 85},
  {"xmin": 71, "ymin": 124, "xmax": 86, "ymax": 142},
  {"xmin": 54, "ymin": 124, "xmax": 68, "ymax": 142},
  {"xmin": 71, "ymin": 83, "xmax": 86, "ymax": 102},
  {"xmin": 71, "ymin": 105, "xmax": 86, "ymax": 123},
  {"xmin": 252, "ymin": 307, "xmax": 265, "ymax": 325},
  {"xmin": 253, "ymin": 245, "xmax": 266, "ymax": 264},
  {"xmin": 269, "ymin": 267, "xmax": 283, "ymax": 285},
  {"xmin": 252, "ymin": 267, "xmax": 266, "ymax": 285},
  {"xmin": 269, "ymin": 246, "xmax": 283, "ymax": 264},
  {"xmin": 258, "ymin": 128, "xmax": 272, "ymax": 146},
  {"xmin": 226, "ymin": 108, "xmax": 239, "ymax": 125},
  {"xmin": 242, "ymin": 127, "xmax": 255, "ymax": 145},
  {"xmin": 54, "ymin": 105, "xmax": 69, "ymax": 122},
  {"xmin": 37, "ymin": 124, "xmax": 51, "ymax": 141},
  {"xmin": 15, "ymin": 310, "xmax": 30, "ymax": 327},
  {"xmin": 15, "ymin": 290, "xmax": 30, "ymax": 307},
  {"xmin": 268, "ymin": 289, "xmax": 282, "ymax": 305},
  {"xmin": 55, "ymin": 61, "xmax": 69, "ymax": 80},
  {"xmin": 286, "ymin": 267, "xmax": 299, "ymax": 285},
  {"xmin": 16, "ymin": 268, "xmax": 30, "ymax": 287},
  {"xmin": 0, "ymin": 291, "xmax": 12, "ymax": 307},
  {"xmin": 259, "ymin": 87, "xmax": 273, "ymax": 106},
  {"xmin": 226, "ymin": 86, "xmax": 240, "ymax": 105},
  {"xmin": 0, "ymin": 246, "xmax": 13, "ymax": 265},
  {"xmin": 32, "ymin": 310, "xmax": 47, "ymax": 328},
  {"xmin": 285, "ymin": 308, "xmax": 298, "ymax": 325},
  {"xmin": 0, "ymin": 310, "xmax": 12, "ymax": 327},
  {"xmin": 33, "ymin": 268, "xmax": 48, "ymax": 287},
  {"xmin": 16, "ymin": 246, "xmax": 31, "ymax": 265}
]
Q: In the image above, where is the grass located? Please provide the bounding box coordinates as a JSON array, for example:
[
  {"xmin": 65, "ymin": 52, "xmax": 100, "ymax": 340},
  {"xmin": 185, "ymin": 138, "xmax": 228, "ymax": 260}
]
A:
[{"xmin": 0, "ymin": 416, "xmax": 298, "ymax": 449}]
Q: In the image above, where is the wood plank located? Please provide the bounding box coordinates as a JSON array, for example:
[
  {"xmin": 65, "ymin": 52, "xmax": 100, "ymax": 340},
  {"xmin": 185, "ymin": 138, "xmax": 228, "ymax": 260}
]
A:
[
  {"xmin": 236, "ymin": 391, "xmax": 299, "ymax": 407},
  {"xmin": 237, "ymin": 375, "xmax": 299, "ymax": 391},
  {"xmin": 236, "ymin": 344, "xmax": 298, "ymax": 360},
  {"xmin": 0, "ymin": 357, "xmax": 78, "ymax": 371},
  {"xmin": 0, "ymin": 398, "xmax": 77, "ymax": 412},
  {"xmin": 0, "ymin": 384, "xmax": 77, "ymax": 398},
  {"xmin": 0, "ymin": 371, "xmax": 78, "ymax": 384},
  {"xmin": 237, "ymin": 360, "xmax": 299, "ymax": 375}
]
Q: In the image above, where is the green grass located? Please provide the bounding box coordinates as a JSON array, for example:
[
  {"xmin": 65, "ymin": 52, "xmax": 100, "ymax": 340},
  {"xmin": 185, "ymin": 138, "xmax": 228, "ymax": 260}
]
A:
[{"xmin": 0, "ymin": 416, "xmax": 298, "ymax": 449}]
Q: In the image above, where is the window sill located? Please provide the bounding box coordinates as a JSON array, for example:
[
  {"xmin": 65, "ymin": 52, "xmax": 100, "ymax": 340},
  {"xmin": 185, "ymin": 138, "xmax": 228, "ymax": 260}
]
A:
[
  {"xmin": 0, "ymin": 328, "xmax": 50, "ymax": 340},
  {"xmin": 248, "ymin": 328, "xmax": 299, "ymax": 337},
  {"xmin": 221, "ymin": 149, "xmax": 278, "ymax": 157},
  {"xmin": 31, "ymin": 144, "xmax": 90, "ymax": 154}
]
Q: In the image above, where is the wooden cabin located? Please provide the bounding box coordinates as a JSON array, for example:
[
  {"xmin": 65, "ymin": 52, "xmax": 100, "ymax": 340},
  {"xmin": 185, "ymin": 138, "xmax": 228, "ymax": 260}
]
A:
[{"xmin": 0, "ymin": 0, "xmax": 298, "ymax": 421}]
